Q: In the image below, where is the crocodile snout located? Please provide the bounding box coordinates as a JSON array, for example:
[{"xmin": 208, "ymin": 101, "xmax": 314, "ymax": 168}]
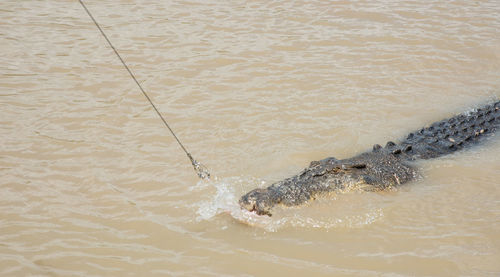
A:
[{"xmin": 239, "ymin": 188, "xmax": 273, "ymax": 216}]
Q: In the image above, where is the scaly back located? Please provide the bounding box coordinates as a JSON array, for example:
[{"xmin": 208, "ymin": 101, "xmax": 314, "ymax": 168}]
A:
[{"xmin": 392, "ymin": 101, "xmax": 500, "ymax": 160}]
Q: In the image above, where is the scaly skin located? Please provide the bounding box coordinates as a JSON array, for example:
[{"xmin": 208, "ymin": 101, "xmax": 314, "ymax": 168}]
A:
[{"xmin": 240, "ymin": 101, "xmax": 500, "ymax": 216}]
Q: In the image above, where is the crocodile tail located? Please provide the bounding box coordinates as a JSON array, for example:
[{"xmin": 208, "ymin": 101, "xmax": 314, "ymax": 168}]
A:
[{"xmin": 393, "ymin": 101, "xmax": 500, "ymax": 160}]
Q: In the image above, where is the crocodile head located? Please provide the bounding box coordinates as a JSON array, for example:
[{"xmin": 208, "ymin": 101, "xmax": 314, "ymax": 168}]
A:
[
  {"xmin": 239, "ymin": 152, "xmax": 415, "ymax": 216},
  {"xmin": 238, "ymin": 157, "xmax": 366, "ymax": 217},
  {"xmin": 238, "ymin": 188, "xmax": 275, "ymax": 216}
]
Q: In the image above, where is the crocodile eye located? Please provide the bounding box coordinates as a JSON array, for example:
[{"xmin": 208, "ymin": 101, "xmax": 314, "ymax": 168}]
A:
[
  {"xmin": 350, "ymin": 163, "xmax": 367, "ymax": 169},
  {"xmin": 342, "ymin": 163, "xmax": 366, "ymax": 169}
]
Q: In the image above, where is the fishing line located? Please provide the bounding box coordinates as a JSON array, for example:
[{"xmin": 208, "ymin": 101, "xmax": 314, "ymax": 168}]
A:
[{"xmin": 78, "ymin": 0, "xmax": 210, "ymax": 179}]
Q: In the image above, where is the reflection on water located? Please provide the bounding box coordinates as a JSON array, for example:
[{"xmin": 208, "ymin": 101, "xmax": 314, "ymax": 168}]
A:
[{"xmin": 1, "ymin": 0, "xmax": 500, "ymax": 275}]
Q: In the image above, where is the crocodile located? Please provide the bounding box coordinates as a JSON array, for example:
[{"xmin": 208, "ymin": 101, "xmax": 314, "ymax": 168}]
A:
[{"xmin": 239, "ymin": 101, "xmax": 500, "ymax": 216}]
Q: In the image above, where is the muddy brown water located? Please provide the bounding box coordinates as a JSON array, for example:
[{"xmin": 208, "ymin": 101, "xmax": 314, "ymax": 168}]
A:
[{"xmin": 1, "ymin": 0, "xmax": 500, "ymax": 276}]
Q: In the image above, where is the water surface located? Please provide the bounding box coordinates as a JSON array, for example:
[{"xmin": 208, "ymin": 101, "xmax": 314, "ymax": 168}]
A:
[{"xmin": 1, "ymin": 0, "xmax": 500, "ymax": 276}]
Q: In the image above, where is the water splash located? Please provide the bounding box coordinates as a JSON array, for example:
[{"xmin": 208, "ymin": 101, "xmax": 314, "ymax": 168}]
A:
[
  {"xmin": 194, "ymin": 177, "xmax": 271, "ymax": 226},
  {"xmin": 194, "ymin": 177, "xmax": 385, "ymax": 232}
]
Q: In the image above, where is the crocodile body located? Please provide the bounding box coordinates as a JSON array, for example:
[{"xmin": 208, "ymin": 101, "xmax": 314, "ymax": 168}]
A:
[{"xmin": 239, "ymin": 101, "xmax": 500, "ymax": 216}]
